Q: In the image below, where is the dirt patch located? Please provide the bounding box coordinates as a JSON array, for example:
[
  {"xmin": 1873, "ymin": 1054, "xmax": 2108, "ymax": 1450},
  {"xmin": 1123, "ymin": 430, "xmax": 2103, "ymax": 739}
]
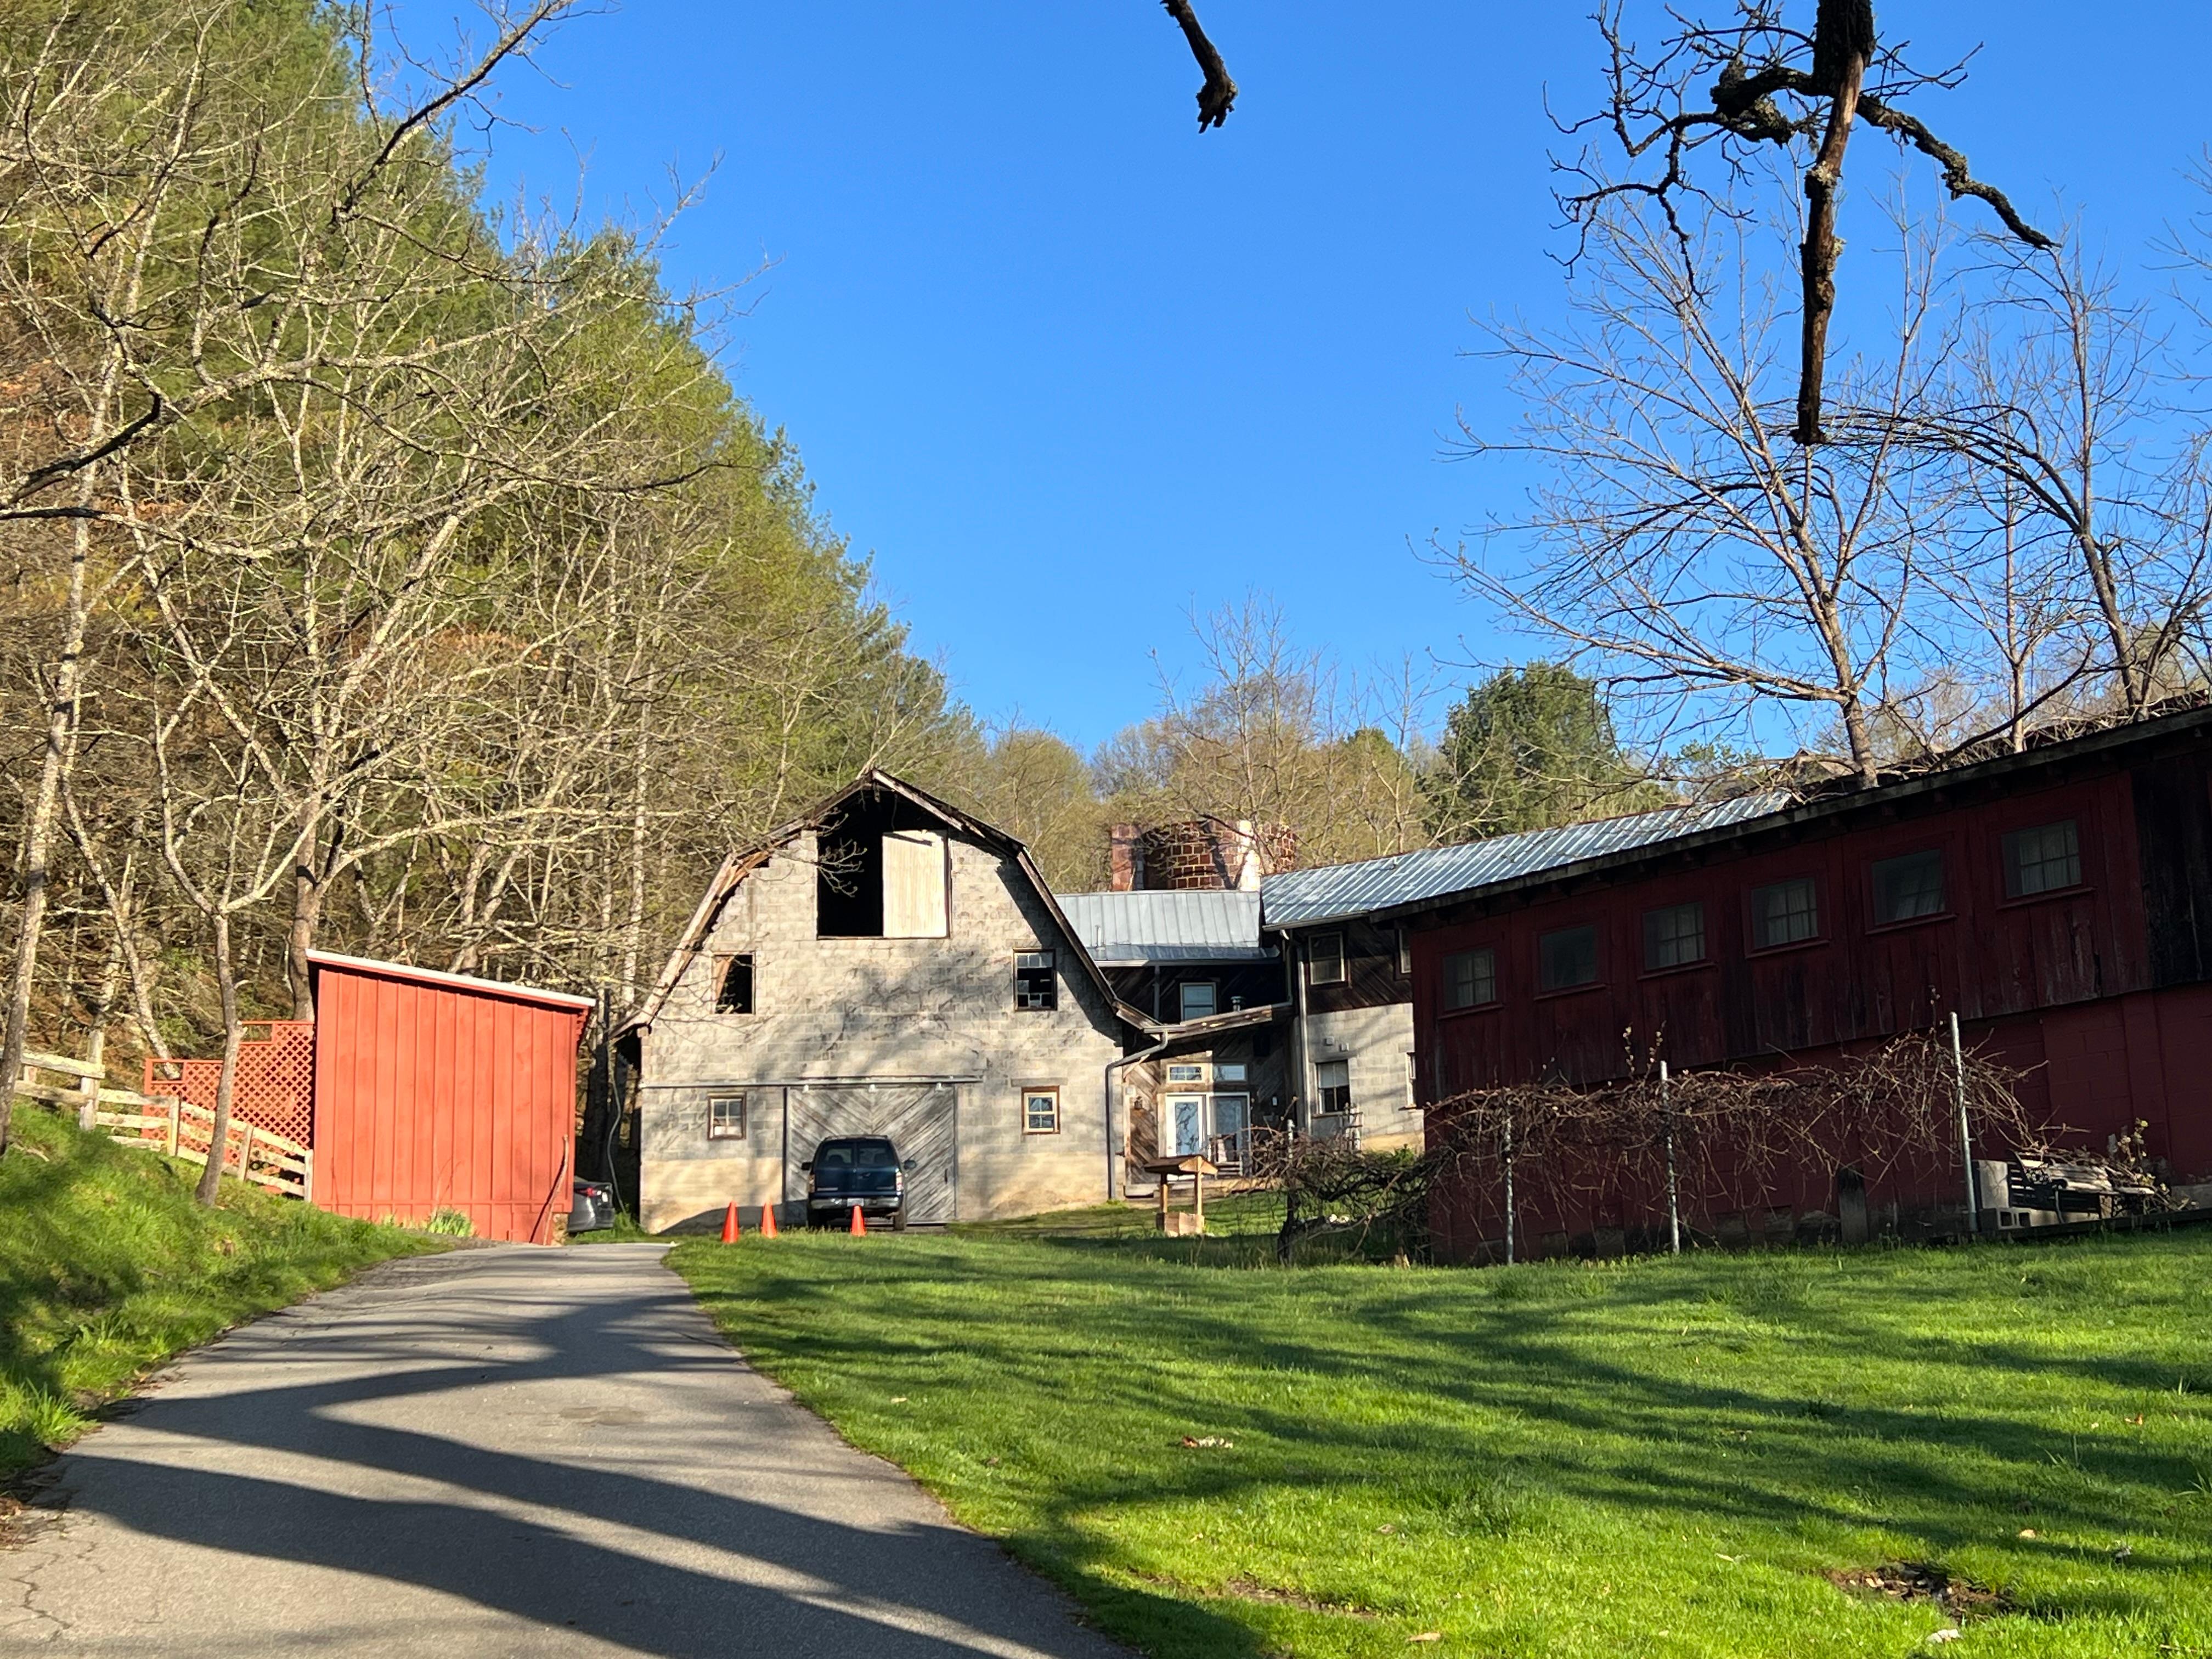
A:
[
  {"xmin": 1826, "ymin": 1562, "xmax": 2009, "ymax": 1620},
  {"xmin": 1134, "ymin": 1572, "xmax": 1378, "ymax": 1620},
  {"xmin": 1218, "ymin": 1578, "xmax": 1380, "ymax": 1618}
]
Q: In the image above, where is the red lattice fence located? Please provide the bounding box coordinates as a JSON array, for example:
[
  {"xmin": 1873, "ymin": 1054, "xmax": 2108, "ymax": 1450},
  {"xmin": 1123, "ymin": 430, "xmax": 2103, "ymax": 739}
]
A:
[{"xmin": 144, "ymin": 1020, "xmax": 316, "ymax": 1148}]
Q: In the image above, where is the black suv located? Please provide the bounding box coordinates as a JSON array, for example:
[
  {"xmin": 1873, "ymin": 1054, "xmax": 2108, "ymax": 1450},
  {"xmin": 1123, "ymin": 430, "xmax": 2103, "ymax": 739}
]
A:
[{"xmin": 802, "ymin": 1137, "xmax": 910, "ymax": 1230}]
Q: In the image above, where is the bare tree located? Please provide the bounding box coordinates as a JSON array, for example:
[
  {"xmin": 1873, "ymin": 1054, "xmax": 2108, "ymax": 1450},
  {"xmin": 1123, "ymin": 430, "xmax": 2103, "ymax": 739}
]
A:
[
  {"xmin": 0, "ymin": 0, "xmax": 580, "ymax": 1151},
  {"xmin": 1559, "ymin": 1, "xmax": 2052, "ymax": 444},
  {"xmin": 1454, "ymin": 188, "xmax": 1956, "ymax": 783}
]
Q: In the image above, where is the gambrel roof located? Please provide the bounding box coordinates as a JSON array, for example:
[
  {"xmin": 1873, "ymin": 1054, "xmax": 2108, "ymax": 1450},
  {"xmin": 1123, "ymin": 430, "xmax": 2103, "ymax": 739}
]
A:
[{"xmin": 622, "ymin": 770, "xmax": 1153, "ymax": 1037}]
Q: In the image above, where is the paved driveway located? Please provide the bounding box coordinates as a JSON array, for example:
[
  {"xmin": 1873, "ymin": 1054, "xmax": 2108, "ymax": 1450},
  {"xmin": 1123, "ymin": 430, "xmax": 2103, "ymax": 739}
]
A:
[{"xmin": 2, "ymin": 1244, "xmax": 1130, "ymax": 1657}]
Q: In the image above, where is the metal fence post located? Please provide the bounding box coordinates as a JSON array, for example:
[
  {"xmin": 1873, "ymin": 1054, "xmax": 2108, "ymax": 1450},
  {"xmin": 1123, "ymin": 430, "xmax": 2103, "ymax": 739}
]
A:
[
  {"xmin": 1951, "ymin": 1012, "xmax": 1978, "ymax": 1237},
  {"xmin": 1662, "ymin": 1059, "xmax": 1680, "ymax": 1255},
  {"xmin": 1502, "ymin": 1109, "xmax": 1516, "ymax": 1267}
]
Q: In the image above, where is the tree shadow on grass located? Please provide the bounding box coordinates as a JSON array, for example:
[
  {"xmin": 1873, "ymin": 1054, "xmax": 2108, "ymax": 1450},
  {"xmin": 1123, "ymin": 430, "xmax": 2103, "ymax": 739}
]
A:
[
  {"xmin": 685, "ymin": 1233, "xmax": 2212, "ymax": 1637},
  {"xmin": 18, "ymin": 1246, "xmax": 1267, "ymax": 1658}
]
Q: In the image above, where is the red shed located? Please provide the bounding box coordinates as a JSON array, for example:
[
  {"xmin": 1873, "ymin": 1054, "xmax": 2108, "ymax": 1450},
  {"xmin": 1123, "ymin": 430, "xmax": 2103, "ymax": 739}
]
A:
[{"xmin": 307, "ymin": 951, "xmax": 594, "ymax": 1243}]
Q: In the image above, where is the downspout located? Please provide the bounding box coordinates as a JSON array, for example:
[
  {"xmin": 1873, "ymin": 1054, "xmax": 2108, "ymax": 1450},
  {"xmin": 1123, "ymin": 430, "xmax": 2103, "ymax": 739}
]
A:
[{"xmin": 1105, "ymin": 1028, "xmax": 1172, "ymax": 1203}]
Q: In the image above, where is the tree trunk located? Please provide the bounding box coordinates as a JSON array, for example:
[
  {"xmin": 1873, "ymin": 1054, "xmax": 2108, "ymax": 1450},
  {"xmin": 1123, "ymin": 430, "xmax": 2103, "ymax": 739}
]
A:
[
  {"xmin": 195, "ymin": 911, "xmax": 243, "ymax": 1207},
  {"xmin": 287, "ymin": 861, "xmax": 325, "ymax": 1021},
  {"xmin": 0, "ymin": 517, "xmax": 95, "ymax": 1156},
  {"xmin": 1793, "ymin": 20, "xmax": 1871, "ymax": 447}
]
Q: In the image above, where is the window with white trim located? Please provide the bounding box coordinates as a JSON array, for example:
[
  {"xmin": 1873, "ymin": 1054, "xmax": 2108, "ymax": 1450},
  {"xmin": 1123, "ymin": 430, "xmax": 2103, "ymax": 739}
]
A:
[
  {"xmin": 1178, "ymin": 980, "xmax": 1217, "ymax": 1022},
  {"xmin": 708, "ymin": 1094, "xmax": 746, "ymax": 1141},
  {"xmin": 1023, "ymin": 1086, "xmax": 1060, "ymax": 1135},
  {"xmin": 1308, "ymin": 933, "xmax": 1347, "ymax": 986},
  {"xmin": 1315, "ymin": 1059, "xmax": 1352, "ymax": 1115}
]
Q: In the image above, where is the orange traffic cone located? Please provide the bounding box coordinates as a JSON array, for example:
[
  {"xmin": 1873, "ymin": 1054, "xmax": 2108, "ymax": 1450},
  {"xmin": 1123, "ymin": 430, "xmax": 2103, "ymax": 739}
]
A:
[
  {"xmin": 759, "ymin": 1203, "xmax": 780, "ymax": 1238},
  {"xmin": 720, "ymin": 1201, "xmax": 741, "ymax": 1243},
  {"xmin": 848, "ymin": 1205, "xmax": 867, "ymax": 1237}
]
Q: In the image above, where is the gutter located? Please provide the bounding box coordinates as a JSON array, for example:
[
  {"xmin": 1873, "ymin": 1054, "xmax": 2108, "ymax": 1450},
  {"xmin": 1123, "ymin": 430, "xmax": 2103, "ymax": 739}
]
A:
[{"xmin": 1104, "ymin": 1032, "xmax": 1173, "ymax": 1203}]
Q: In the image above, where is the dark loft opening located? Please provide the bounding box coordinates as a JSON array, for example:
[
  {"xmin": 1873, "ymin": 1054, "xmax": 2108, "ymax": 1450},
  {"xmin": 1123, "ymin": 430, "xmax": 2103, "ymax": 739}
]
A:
[
  {"xmin": 816, "ymin": 789, "xmax": 950, "ymax": 939},
  {"xmin": 716, "ymin": 955, "xmax": 754, "ymax": 1014},
  {"xmin": 816, "ymin": 827, "xmax": 884, "ymax": 937}
]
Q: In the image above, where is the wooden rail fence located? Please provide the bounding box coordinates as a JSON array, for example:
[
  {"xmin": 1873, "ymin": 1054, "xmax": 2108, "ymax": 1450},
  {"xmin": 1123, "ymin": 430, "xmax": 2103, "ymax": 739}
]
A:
[{"xmin": 14, "ymin": 1049, "xmax": 312, "ymax": 1201}]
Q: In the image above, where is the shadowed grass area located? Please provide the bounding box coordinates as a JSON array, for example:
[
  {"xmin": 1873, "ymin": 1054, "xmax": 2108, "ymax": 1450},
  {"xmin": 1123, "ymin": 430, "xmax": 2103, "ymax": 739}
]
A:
[
  {"xmin": 1, "ymin": 1107, "xmax": 438, "ymax": 1476},
  {"xmin": 672, "ymin": 1221, "xmax": 2212, "ymax": 1659}
]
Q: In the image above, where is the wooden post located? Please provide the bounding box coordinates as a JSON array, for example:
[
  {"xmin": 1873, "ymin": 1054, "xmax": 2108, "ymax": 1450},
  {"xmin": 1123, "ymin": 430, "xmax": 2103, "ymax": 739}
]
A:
[
  {"xmin": 238, "ymin": 1122, "xmax": 256, "ymax": 1188},
  {"xmin": 1662, "ymin": 1059, "xmax": 1680, "ymax": 1256},
  {"xmin": 1193, "ymin": 1171, "xmax": 1205, "ymax": 1233},
  {"xmin": 1157, "ymin": 1173, "xmax": 1170, "ymax": 1230},
  {"xmin": 75, "ymin": 1059, "xmax": 98, "ymax": 1132},
  {"xmin": 165, "ymin": 1096, "xmax": 179, "ymax": 1157}
]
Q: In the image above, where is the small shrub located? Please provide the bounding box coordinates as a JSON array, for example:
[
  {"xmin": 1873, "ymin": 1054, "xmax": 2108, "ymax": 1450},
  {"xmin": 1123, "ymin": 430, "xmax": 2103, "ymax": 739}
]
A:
[{"xmin": 423, "ymin": 1209, "xmax": 475, "ymax": 1238}]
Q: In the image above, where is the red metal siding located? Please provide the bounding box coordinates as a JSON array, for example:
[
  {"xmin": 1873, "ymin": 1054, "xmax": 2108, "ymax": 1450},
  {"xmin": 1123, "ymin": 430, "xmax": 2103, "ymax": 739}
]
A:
[{"xmin": 310, "ymin": 959, "xmax": 587, "ymax": 1243}]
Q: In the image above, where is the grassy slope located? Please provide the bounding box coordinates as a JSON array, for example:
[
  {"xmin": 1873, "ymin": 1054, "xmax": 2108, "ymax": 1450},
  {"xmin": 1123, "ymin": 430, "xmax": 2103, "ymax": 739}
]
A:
[
  {"xmin": 1, "ymin": 1107, "xmax": 436, "ymax": 1476},
  {"xmin": 672, "ymin": 1221, "xmax": 2212, "ymax": 1659}
]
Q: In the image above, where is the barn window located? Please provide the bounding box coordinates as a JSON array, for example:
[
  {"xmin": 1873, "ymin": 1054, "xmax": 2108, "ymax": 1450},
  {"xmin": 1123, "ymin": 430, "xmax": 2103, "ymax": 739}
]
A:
[
  {"xmin": 1872, "ymin": 849, "xmax": 1946, "ymax": 924},
  {"xmin": 2004, "ymin": 820, "xmax": 2080, "ymax": 898},
  {"xmin": 1179, "ymin": 981, "xmax": 1217, "ymax": 1022},
  {"xmin": 1395, "ymin": 927, "xmax": 1412, "ymax": 977},
  {"xmin": 1215, "ymin": 1062, "xmax": 1248, "ymax": 1082},
  {"xmin": 1015, "ymin": 950, "xmax": 1057, "ymax": 1011},
  {"xmin": 1308, "ymin": 933, "xmax": 1347, "ymax": 986},
  {"xmin": 1538, "ymin": 925, "xmax": 1599, "ymax": 991},
  {"xmin": 1316, "ymin": 1059, "xmax": 1352, "ymax": 1115},
  {"xmin": 1643, "ymin": 902, "xmax": 1706, "ymax": 970},
  {"xmin": 1023, "ymin": 1086, "xmax": 1061, "ymax": 1135},
  {"xmin": 708, "ymin": 1094, "xmax": 746, "ymax": 1140},
  {"xmin": 1751, "ymin": 878, "xmax": 1819, "ymax": 948},
  {"xmin": 1167, "ymin": 1064, "xmax": 1206, "ymax": 1083},
  {"xmin": 715, "ymin": 955, "xmax": 754, "ymax": 1014},
  {"xmin": 1443, "ymin": 947, "xmax": 1496, "ymax": 1010}
]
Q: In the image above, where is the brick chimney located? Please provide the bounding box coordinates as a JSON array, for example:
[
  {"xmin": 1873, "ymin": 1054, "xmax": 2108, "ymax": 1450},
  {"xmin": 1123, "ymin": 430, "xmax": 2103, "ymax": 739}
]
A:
[{"xmin": 1107, "ymin": 823, "xmax": 1143, "ymax": 892}]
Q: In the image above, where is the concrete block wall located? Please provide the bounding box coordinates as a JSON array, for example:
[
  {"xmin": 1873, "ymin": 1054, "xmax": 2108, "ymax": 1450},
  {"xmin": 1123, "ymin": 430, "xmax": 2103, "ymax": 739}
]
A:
[
  {"xmin": 1304, "ymin": 1001, "xmax": 1422, "ymax": 1150},
  {"xmin": 637, "ymin": 829, "xmax": 1126, "ymax": 1231}
]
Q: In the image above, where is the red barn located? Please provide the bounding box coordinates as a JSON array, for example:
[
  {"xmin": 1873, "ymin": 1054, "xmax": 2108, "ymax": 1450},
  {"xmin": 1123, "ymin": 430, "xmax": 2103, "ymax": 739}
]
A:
[
  {"xmin": 308, "ymin": 952, "xmax": 594, "ymax": 1243},
  {"xmin": 1377, "ymin": 707, "xmax": 2212, "ymax": 1262}
]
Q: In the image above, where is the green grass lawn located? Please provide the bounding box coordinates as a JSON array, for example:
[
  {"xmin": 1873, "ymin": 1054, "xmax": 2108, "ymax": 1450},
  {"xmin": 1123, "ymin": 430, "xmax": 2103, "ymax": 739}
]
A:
[
  {"xmin": 1, "ymin": 1106, "xmax": 437, "ymax": 1477},
  {"xmin": 671, "ymin": 1216, "xmax": 2212, "ymax": 1659}
]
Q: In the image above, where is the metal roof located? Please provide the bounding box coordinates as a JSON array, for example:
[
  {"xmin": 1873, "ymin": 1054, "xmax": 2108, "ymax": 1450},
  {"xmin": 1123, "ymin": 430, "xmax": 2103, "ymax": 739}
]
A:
[
  {"xmin": 1259, "ymin": 794, "xmax": 1795, "ymax": 928},
  {"xmin": 1055, "ymin": 889, "xmax": 1273, "ymax": 966}
]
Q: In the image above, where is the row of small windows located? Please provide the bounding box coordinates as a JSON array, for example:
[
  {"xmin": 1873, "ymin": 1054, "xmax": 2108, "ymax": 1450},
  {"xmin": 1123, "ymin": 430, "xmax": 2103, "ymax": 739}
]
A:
[
  {"xmin": 718, "ymin": 949, "xmax": 1243, "ymax": 1024},
  {"xmin": 703, "ymin": 1086, "xmax": 1061, "ymax": 1139},
  {"xmin": 1441, "ymin": 819, "xmax": 2083, "ymax": 1010},
  {"xmin": 719, "ymin": 949, "xmax": 1064, "ymax": 1014}
]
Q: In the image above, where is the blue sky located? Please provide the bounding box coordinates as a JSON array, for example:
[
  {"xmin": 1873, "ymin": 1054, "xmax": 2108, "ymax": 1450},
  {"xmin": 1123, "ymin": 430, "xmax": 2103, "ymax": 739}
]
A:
[{"xmin": 397, "ymin": 2, "xmax": 2209, "ymax": 751}]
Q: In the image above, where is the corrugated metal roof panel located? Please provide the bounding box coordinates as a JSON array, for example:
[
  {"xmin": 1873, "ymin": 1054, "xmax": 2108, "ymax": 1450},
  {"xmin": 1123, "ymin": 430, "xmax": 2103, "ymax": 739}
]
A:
[
  {"xmin": 1259, "ymin": 794, "xmax": 1795, "ymax": 928},
  {"xmin": 1056, "ymin": 889, "xmax": 1272, "ymax": 964}
]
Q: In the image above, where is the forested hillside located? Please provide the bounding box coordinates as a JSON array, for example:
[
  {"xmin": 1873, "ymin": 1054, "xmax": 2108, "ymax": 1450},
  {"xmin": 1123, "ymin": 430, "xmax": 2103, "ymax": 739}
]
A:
[{"xmin": 0, "ymin": 1, "xmax": 973, "ymax": 1133}]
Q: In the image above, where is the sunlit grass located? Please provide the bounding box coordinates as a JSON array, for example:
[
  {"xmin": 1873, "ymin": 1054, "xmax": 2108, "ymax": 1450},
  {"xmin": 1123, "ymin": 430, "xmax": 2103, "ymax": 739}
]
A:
[
  {"xmin": 673, "ymin": 1221, "xmax": 2212, "ymax": 1659},
  {"xmin": 0, "ymin": 1105, "xmax": 437, "ymax": 1475}
]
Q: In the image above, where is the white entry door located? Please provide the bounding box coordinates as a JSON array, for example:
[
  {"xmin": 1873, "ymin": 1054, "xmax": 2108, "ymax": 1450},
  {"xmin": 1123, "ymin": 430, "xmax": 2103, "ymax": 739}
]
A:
[
  {"xmin": 1164, "ymin": 1094, "xmax": 1207, "ymax": 1158},
  {"xmin": 1163, "ymin": 1092, "xmax": 1249, "ymax": 1164}
]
